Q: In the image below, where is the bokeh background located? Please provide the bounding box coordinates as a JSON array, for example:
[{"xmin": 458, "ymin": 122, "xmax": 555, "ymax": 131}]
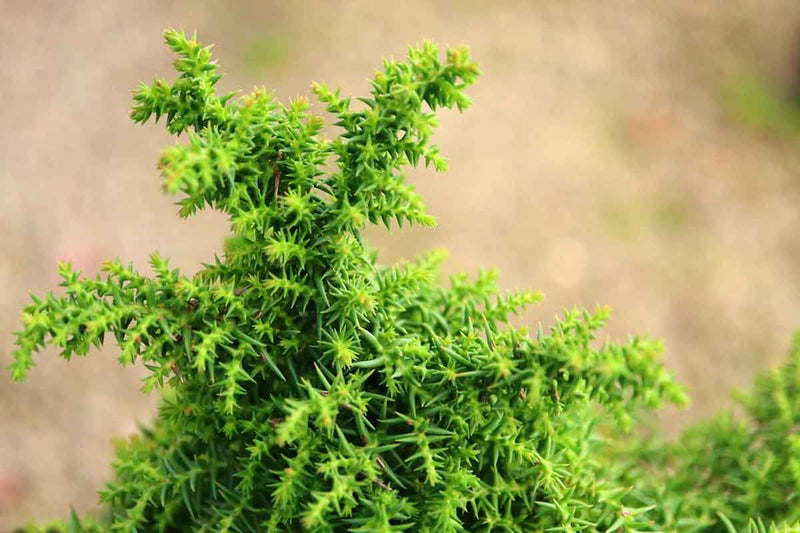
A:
[{"xmin": 2, "ymin": 0, "xmax": 800, "ymax": 527}]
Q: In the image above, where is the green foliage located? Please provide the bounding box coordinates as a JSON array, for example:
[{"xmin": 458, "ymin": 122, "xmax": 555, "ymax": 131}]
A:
[
  {"xmin": 8, "ymin": 28, "xmax": 800, "ymax": 532},
  {"xmin": 724, "ymin": 76, "xmax": 800, "ymax": 137},
  {"xmin": 14, "ymin": 508, "xmax": 106, "ymax": 533},
  {"xmin": 608, "ymin": 333, "xmax": 800, "ymax": 532}
]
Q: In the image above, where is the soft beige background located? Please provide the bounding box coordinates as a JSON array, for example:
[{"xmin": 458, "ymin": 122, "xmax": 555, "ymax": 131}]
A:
[{"xmin": 2, "ymin": 0, "xmax": 799, "ymax": 526}]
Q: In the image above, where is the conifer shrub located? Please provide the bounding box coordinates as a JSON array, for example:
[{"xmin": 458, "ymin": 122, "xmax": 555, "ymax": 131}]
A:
[{"xmin": 8, "ymin": 29, "xmax": 800, "ymax": 532}]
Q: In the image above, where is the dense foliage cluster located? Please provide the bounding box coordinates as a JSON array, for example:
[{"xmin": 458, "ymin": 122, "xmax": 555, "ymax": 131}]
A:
[
  {"xmin": 609, "ymin": 333, "xmax": 800, "ymax": 531},
  {"xmin": 9, "ymin": 30, "xmax": 800, "ymax": 532}
]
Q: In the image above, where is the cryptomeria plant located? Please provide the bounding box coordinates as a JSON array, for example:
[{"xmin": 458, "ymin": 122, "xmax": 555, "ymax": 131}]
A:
[{"xmin": 8, "ymin": 29, "xmax": 800, "ymax": 532}]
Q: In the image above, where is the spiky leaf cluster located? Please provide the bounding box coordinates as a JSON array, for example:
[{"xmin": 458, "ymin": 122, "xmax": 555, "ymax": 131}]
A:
[
  {"xmin": 11, "ymin": 29, "xmax": 798, "ymax": 533},
  {"xmin": 604, "ymin": 333, "xmax": 800, "ymax": 532}
]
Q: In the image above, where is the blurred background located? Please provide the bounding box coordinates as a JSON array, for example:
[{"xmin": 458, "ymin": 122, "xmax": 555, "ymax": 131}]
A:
[{"xmin": 2, "ymin": 0, "xmax": 800, "ymax": 527}]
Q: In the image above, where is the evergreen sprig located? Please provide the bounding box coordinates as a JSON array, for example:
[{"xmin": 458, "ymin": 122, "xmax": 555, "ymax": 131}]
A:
[
  {"xmin": 607, "ymin": 333, "xmax": 800, "ymax": 532},
  {"xmin": 9, "ymin": 29, "xmax": 800, "ymax": 532}
]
